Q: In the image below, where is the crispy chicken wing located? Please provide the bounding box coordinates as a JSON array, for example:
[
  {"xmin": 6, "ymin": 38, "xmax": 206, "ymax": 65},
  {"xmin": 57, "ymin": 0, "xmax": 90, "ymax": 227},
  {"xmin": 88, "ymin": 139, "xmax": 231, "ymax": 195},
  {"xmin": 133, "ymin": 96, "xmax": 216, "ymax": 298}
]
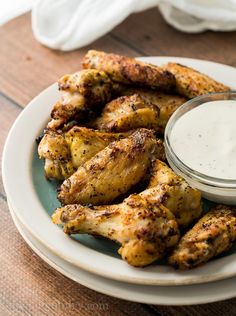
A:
[
  {"xmin": 57, "ymin": 129, "xmax": 159, "ymax": 205},
  {"xmin": 38, "ymin": 130, "xmax": 73, "ymax": 180},
  {"xmin": 140, "ymin": 160, "xmax": 202, "ymax": 227},
  {"xmin": 52, "ymin": 194, "xmax": 180, "ymax": 267},
  {"xmin": 121, "ymin": 87, "xmax": 187, "ymax": 133},
  {"xmin": 38, "ymin": 127, "xmax": 127, "ymax": 180},
  {"xmin": 163, "ymin": 63, "xmax": 230, "ymax": 99},
  {"xmin": 91, "ymin": 94, "xmax": 160, "ymax": 132},
  {"xmin": 48, "ymin": 69, "xmax": 118, "ymax": 130},
  {"xmin": 82, "ymin": 50, "xmax": 176, "ymax": 91},
  {"xmin": 168, "ymin": 205, "xmax": 236, "ymax": 270}
]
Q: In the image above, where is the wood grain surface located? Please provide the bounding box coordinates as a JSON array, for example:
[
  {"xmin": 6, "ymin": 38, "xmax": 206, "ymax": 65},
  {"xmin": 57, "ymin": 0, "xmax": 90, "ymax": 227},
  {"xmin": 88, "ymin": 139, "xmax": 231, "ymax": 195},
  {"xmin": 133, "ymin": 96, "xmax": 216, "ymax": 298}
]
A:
[{"xmin": 1, "ymin": 10, "xmax": 236, "ymax": 316}]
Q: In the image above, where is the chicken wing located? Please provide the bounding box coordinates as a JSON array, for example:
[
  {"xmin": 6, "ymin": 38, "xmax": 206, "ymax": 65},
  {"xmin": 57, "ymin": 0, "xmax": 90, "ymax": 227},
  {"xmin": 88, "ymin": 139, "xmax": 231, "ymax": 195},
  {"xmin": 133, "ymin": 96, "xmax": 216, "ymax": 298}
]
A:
[
  {"xmin": 57, "ymin": 129, "xmax": 159, "ymax": 205},
  {"xmin": 52, "ymin": 194, "xmax": 180, "ymax": 267},
  {"xmin": 82, "ymin": 50, "xmax": 176, "ymax": 91},
  {"xmin": 91, "ymin": 94, "xmax": 160, "ymax": 132},
  {"xmin": 38, "ymin": 130, "xmax": 74, "ymax": 180},
  {"xmin": 120, "ymin": 87, "xmax": 187, "ymax": 133},
  {"xmin": 168, "ymin": 205, "xmax": 236, "ymax": 270},
  {"xmin": 48, "ymin": 69, "xmax": 118, "ymax": 130},
  {"xmin": 38, "ymin": 127, "xmax": 127, "ymax": 180},
  {"xmin": 140, "ymin": 160, "xmax": 202, "ymax": 227},
  {"xmin": 163, "ymin": 63, "xmax": 230, "ymax": 99}
]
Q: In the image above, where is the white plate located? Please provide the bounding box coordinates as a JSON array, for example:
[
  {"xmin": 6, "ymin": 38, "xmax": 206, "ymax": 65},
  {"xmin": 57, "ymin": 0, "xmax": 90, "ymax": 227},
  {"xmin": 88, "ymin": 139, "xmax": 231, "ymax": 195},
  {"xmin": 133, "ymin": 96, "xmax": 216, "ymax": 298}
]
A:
[
  {"xmin": 3, "ymin": 57, "xmax": 236, "ymax": 286},
  {"xmin": 8, "ymin": 199, "xmax": 236, "ymax": 305}
]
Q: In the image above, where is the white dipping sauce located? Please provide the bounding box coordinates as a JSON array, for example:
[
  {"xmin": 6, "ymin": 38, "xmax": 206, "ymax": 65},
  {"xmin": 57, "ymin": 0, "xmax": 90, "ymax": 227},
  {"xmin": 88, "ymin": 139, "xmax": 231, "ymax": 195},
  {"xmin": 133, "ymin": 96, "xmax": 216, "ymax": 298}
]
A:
[{"xmin": 170, "ymin": 100, "xmax": 236, "ymax": 180}]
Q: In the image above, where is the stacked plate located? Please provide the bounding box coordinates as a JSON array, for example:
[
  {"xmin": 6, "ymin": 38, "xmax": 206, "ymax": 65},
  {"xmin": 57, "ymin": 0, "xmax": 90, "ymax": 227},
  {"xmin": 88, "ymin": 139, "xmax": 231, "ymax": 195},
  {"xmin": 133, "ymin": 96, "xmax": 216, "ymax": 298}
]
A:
[{"xmin": 3, "ymin": 57, "xmax": 236, "ymax": 305}]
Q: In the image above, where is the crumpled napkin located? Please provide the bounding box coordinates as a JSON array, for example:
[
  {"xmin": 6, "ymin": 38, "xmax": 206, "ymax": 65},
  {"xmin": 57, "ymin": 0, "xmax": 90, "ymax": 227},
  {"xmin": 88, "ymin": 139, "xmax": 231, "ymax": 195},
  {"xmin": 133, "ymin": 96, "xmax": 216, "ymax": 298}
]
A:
[{"xmin": 32, "ymin": 0, "xmax": 236, "ymax": 51}]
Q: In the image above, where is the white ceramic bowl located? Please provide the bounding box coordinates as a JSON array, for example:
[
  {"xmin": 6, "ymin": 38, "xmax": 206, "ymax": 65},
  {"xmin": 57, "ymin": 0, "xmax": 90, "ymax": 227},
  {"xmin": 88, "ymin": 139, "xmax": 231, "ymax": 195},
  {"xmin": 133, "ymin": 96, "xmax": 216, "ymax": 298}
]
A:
[{"xmin": 165, "ymin": 92, "xmax": 236, "ymax": 204}]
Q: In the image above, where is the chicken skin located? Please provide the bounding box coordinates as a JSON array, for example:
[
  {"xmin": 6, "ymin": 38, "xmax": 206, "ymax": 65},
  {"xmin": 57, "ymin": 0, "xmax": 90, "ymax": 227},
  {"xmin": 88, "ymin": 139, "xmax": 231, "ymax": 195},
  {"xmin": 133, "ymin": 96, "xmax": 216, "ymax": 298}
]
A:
[
  {"xmin": 38, "ymin": 130, "xmax": 73, "ymax": 180},
  {"xmin": 48, "ymin": 69, "xmax": 118, "ymax": 130},
  {"xmin": 140, "ymin": 160, "xmax": 202, "ymax": 227},
  {"xmin": 82, "ymin": 50, "xmax": 176, "ymax": 91},
  {"xmin": 52, "ymin": 194, "xmax": 180, "ymax": 267},
  {"xmin": 58, "ymin": 129, "xmax": 159, "ymax": 205},
  {"xmin": 163, "ymin": 63, "xmax": 230, "ymax": 99},
  {"xmin": 91, "ymin": 94, "xmax": 160, "ymax": 132},
  {"xmin": 120, "ymin": 87, "xmax": 187, "ymax": 133},
  {"xmin": 38, "ymin": 127, "xmax": 127, "ymax": 180},
  {"xmin": 168, "ymin": 205, "xmax": 236, "ymax": 270}
]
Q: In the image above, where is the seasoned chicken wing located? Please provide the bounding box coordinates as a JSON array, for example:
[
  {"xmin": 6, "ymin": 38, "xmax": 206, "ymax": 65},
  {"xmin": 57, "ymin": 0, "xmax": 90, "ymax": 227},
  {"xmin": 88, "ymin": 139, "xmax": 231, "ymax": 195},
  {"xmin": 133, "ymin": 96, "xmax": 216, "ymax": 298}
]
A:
[
  {"xmin": 168, "ymin": 205, "xmax": 236, "ymax": 270},
  {"xmin": 91, "ymin": 94, "xmax": 160, "ymax": 132},
  {"xmin": 38, "ymin": 127, "xmax": 127, "ymax": 180},
  {"xmin": 48, "ymin": 69, "xmax": 117, "ymax": 130},
  {"xmin": 121, "ymin": 87, "xmax": 187, "ymax": 133},
  {"xmin": 38, "ymin": 130, "xmax": 73, "ymax": 180},
  {"xmin": 82, "ymin": 50, "xmax": 176, "ymax": 91},
  {"xmin": 52, "ymin": 194, "xmax": 180, "ymax": 267},
  {"xmin": 163, "ymin": 63, "xmax": 230, "ymax": 99},
  {"xmin": 140, "ymin": 160, "xmax": 202, "ymax": 227},
  {"xmin": 58, "ymin": 129, "xmax": 159, "ymax": 205}
]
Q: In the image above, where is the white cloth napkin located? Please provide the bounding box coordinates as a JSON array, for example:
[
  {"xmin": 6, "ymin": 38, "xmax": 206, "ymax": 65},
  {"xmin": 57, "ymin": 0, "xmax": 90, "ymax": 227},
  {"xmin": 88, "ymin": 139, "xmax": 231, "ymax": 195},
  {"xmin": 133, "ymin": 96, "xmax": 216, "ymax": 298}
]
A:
[
  {"xmin": 32, "ymin": 0, "xmax": 236, "ymax": 51},
  {"xmin": 0, "ymin": 0, "xmax": 36, "ymax": 25}
]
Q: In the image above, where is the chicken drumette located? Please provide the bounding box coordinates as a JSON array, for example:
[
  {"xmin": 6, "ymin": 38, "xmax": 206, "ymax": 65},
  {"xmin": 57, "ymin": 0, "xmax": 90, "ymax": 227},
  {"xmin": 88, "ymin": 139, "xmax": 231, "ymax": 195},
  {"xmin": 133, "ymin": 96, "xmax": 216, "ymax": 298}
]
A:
[
  {"xmin": 52, "ymin": 160, "xmax": 202, "ymax": 266},
  {"xmin": 169, "ymin": 205, "xmax": 236, "ymax": 270},
  {"xmin": 52, "ymin": 194, "xmax": 180, "ymax": 267}
]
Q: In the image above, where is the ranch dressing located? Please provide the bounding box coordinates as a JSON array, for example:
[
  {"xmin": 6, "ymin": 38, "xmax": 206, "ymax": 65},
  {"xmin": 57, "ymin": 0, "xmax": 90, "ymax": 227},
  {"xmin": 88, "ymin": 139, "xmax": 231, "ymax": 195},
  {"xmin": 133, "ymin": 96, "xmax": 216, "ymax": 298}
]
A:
[{"xmin": 170, "ymin": 100, "xmax": 236, "ymax": 180}]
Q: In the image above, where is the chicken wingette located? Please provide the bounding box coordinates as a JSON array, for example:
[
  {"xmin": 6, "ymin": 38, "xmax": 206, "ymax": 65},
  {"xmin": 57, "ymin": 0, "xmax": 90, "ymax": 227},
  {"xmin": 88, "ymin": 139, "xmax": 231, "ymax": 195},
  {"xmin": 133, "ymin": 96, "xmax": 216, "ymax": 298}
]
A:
[
  {"xmin": 120, "ymin": 87, "xmax": 187, "ymax": 133},
  {"xmin": 82, "ymin": 50, "xmax": 176, "ymax": 91},
  {"xmin": 91, "ymin": 94, "xmax": 160, "ymax": 132},
  {"xmin": 140, "ymin": 160, "xmax": 202, "ymax": 227},
  {"xmin": 48, "ymin": 69, "xmax": 118, "ymax": 130},
  {"xmin": 52, "ymin": 194, "xmax": 180, "ymax": 267},
  {"xmin": 38, "ymin": 127, "xmax": 128, "ymax": 180},
  {"xmin": 168, "ymin": 205, "xmax": 236, "ymax": 270},
  {"xmin": 163, "ymin": 63, "xmax": 230, "ymax": 99},
  {"xmin": 57, "ymin": 129, "xmax": 160, "ymax": 205}
]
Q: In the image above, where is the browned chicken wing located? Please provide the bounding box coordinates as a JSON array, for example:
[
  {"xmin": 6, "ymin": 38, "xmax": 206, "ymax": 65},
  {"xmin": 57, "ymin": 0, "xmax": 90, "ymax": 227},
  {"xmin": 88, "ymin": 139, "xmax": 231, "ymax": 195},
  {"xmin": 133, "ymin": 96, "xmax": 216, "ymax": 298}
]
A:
[
  {"xmin": 38, "ymin": 127, "xmax": 127, "ymax": 180},
  {"xmin": 48, "ymin": 69, "xmax": 118, "ymax": 130},
  {"xmin": 91, "ymin": 94, "xmax": 160, "ymax": 132},
  {"xmin": 120, "ymin": 87, "xmax": 187, "ymax": 133},
  {"xmin": 163, "ymin": 63, "xmax": 230, "ymax": 99},
  {"xmin": 52, "ymin": 194, "xmax": 180, "ymax": 267},
  {"xmin": 140, "ymin": 160, "xmax": 202, "ymax": 227},
  {"xmin": 168, "ymin": 205, "xmax": 236, "ymax": 270},
  {"xmin": 82, "ymin": 50, "xmax": 176, "ymax": 91},
  {"xmin": 57, "ymin": 129, "xmax": 159, "ymax": 205}
]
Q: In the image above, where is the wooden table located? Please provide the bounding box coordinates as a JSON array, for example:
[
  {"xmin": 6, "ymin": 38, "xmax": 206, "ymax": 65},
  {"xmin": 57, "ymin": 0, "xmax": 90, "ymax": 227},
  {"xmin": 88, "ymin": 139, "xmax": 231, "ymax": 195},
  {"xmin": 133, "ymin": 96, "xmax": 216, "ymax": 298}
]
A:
[{"xmin": 1, "ymin": 10, "xmax": 236, "ymax": 316}]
